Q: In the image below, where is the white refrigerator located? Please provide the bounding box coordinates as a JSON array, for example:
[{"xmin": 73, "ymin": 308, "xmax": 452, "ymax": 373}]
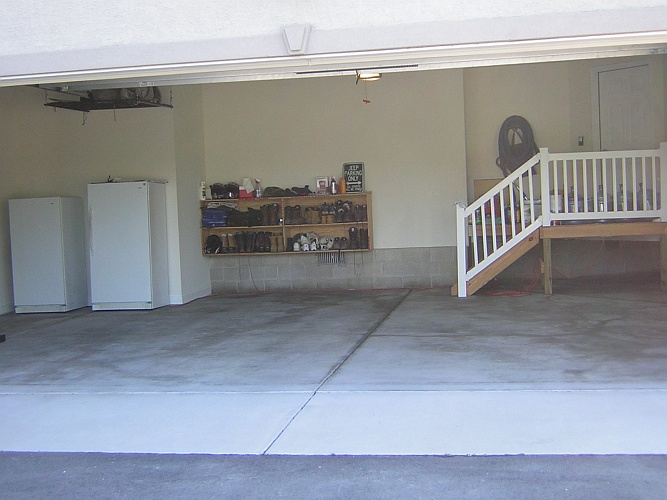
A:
[
  {"xmin": 9, "ymin": 197, "xmax": 88, "ymax": 313},
  {"xmin": 87, "ymin": 181, "xmax": 168, "ymax": 310}
]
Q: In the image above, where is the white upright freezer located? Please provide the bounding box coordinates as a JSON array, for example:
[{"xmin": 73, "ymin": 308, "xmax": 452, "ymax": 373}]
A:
[
  {"xmin": 87, "ymin": 181, "xmax": 168, "ymax": 310},
  {"xmin": 9, "ymin": 197, "xmax": 88, "ymax": 313}
]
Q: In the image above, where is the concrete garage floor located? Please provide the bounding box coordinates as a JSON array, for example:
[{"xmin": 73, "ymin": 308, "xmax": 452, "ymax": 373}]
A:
[
  {"xmin": 1, "ymin": 277, "xmax": 667, "ymax": 456},
  {"xmin": 2, "ymin": 277, "xmax": 667, "ymax": 497}
]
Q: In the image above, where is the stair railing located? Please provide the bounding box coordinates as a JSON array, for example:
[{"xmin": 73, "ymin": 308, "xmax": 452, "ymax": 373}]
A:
[
  {"xmin": 456, "ymin": 152, "xmax": 543, "ymax": 297},
  {"xmin": 540, "ymin": 143, "xmax": 667, "ymax": 226},
  {"xmin": 455, "ymin": 142, "xmax": 667, "ymax": 297}
]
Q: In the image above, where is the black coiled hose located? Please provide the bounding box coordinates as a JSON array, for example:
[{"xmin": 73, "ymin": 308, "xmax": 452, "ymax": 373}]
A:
[{"xmin": 496, "ymin": 115, "xmax": 539, "ymax": 176}]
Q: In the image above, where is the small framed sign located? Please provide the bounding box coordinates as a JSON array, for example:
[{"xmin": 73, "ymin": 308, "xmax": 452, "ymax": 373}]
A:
[
  {"xmin": 343, "ymin": 162, "xmax": 364, "ymax": 192},
  {"xmin": 316, "ymin": 176, "xmax": 329, "ymax": 194}
]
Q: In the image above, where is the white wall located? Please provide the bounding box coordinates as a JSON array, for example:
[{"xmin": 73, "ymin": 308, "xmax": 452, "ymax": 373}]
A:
[
  {"xmin": 463, "ymin": 62, "xmax": 572, "ymax": 199},
  {"xmin": 171, "ymin": 85, "xmax": 211, "ymax": 303},
  {"xmin": 463, "ymin": 55, "xmax": 667, "ymax": 201},
  {"xmin": 202, "ymin": 70, "xmax": 467, "ymax": 248}
]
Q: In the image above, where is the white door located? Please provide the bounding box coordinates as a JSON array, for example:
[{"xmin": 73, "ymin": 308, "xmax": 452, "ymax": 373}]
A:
[{"xmin": 594, "ymin": 62, "xmax": 655, "ymax": 151}]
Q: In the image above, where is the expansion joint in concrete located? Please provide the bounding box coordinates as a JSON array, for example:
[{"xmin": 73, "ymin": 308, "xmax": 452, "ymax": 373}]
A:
[{"xmin": 261, "ymin": 289, "xmax": 413, "ymax": 454}]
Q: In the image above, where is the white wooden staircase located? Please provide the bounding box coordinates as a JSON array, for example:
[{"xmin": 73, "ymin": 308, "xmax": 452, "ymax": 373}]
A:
[{"xmin": 453, "ymin": 143, "xmax": 667, "ymax": 297}]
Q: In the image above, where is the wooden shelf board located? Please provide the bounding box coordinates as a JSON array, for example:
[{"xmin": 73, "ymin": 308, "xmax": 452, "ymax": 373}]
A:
[{"xmin": 541, "ymin": 221, "xmax": 667, "ymax": 239}]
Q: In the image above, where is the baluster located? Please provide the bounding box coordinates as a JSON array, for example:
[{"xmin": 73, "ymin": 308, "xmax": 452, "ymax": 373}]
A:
[
  {"xmin": 481, "ymin": 202, "xmax": 488, "ymax": 260},
  {"xmin": 628, "ymin": 157, "xmax": 637, "ymax": 211},
  {"xmin": 490, "ymin": 195, "xmax": 498, "ymax": 252},
  {"xmin": 472, "ymin": 211, "xmax": 479, "ymax": 266},
  {"xmin": 499, "ymin": 189, "xmax": 507, "ymax": 245}
]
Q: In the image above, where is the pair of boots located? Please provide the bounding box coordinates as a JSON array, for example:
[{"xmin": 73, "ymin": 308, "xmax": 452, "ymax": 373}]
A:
[
  {"xmin": 219, "ymin": 233, "xmax": 238, "ymax": 253},
  {"xmin": 284, "ymin": 205, "xmax": 304, "ymax": 225},
  {"xmin": 320, "ymin": 203, "xmax": 335, "ymax": 223},
  {"xmin": 305, "ymin": 207, "xmax": 321, "ymax": 224},
  {"xmin": 332, "ymin": 237, "xmax": 349, "ymax": 250},
  {"xmin": 348, "ymin": 227, "xmax": 369, "ymax": 249},
  {"xmin": 353, "ymin": 205, "xmax": 368, "ymax": 222},
  {"xmin": 236, "ymin": 231, "xmax": 282, "ymax": 253},
  {"xmin": 260, "ymin": 204, "xmax": 281, "ymax": 226},
  {"xmin": 235, "ymin": 231, "xmax": 256, "ymax": 253}
]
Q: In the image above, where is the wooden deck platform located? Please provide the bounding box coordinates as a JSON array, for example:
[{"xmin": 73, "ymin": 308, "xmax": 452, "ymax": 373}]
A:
[{"xmin": 540, "ymin": 221, "xmax": 667, "ymax": 295}]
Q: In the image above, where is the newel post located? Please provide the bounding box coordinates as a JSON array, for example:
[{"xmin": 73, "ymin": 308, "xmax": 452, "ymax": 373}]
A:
[
  {"xmin": 455, "ymin": 202, "xmax": 468, "ymax": 298},
  {"xmin": 539, "ymin": 148, "xmax": 551, "ymax": 227}
]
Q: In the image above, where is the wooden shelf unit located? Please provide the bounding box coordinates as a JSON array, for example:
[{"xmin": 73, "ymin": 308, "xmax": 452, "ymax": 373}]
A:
[{"xmin": 201, "ymin": 192, "xmax": 372, "ymax": 255}]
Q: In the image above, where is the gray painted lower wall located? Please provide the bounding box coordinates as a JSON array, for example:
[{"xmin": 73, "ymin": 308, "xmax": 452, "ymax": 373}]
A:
[
  {"xmin": 210, "ymin": 247, "xmax": 457, "ymax": 294},
  {"xmin": 209, "ymin": 241, "xmax": 661, "ymax": 294}
]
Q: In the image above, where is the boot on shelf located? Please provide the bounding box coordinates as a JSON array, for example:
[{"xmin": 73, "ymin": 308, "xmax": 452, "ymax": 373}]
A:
[
  {"xmin": 349, "ymin": 227, "xmax": 359, "ymax": 250},
  {"xmin": 263, "ymin": 232, "xmax": 272, "ymax": 252},
  {"xmin": 261, "ymin": 204, "xmax": 271, "ymax": 226},
  {"xmin": 270, "ymin": 204, "xmax": 280, "ymax": 226},
  {"xmin": 236, "ymin": 232, "xmax": 246, "ymax": 253},
  {"xmin": 354, "ymin": 204, "xmax": 363, "ymax": 222},
  {"xmin": 246, "ymin": 232, "xmax": 257, "ymax": 253},
  {"xmin": 359, "ymin": 228, "xmax": 369, "ymax": 249}
]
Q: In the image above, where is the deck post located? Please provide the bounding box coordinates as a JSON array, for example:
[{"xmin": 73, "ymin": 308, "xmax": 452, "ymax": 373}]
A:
[
  {"xmin": 661, "ymin": 233, "xmax": 667, "ymax": 292},
  {"xmin": 542, "ymin": 237, "xmax": 553, "ymax": 295},
  {"xmin": 660, "ymin": 142, "xmax": 667, "ymax": 222}
]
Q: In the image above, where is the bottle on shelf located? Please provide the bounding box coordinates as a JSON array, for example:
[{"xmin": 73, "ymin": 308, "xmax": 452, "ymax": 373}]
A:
[
  {"xmin": 597, "ymin": 184, "xmax": 605, "ymax": 212},
  {"xmin": 255, "ymin": 179, "xmax": 263, "ymax": 198},
  {"xmin": 339, "ymin": 176, "xmax": 346, "ymax": 194},
  {"xmin": 568, "ymin": 186, "xmax": 575, "ymax": 212},
  {"xmin": 330, "ymin": 177, "xmax": 338, "ymax": 195}
]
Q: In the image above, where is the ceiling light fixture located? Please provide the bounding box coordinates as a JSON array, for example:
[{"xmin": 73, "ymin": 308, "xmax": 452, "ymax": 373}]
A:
[{"xmin": 356, "ymin": 70, "xmax": 382, "ymax": 84}]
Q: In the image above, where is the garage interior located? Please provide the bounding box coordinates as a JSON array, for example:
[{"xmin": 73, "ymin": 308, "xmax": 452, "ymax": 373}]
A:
[{"xmin": 1, "ymin": 3, "xmax": 667, "ymax": 457}]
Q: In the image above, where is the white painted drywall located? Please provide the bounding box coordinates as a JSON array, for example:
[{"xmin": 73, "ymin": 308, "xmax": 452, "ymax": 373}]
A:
[
  {"xmin": 202, "ymin": 70, "xmax": 467, "ymax": 248},
  {"xmin": 463, "ymin": 62, "xmax": 572, "ymax": 200},
  {"xmin": 463, "ymin": 55, "xmax": 667, "ymax": 202},
  {"xmin": 171, "ymin": 85, "xmax": 212, "ymax": 303}
]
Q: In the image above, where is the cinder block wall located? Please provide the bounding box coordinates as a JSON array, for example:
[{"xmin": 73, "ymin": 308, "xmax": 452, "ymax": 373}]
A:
[{"xmin": 210, "ymin": 247, "xmax": 456, "ymax": 293}]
